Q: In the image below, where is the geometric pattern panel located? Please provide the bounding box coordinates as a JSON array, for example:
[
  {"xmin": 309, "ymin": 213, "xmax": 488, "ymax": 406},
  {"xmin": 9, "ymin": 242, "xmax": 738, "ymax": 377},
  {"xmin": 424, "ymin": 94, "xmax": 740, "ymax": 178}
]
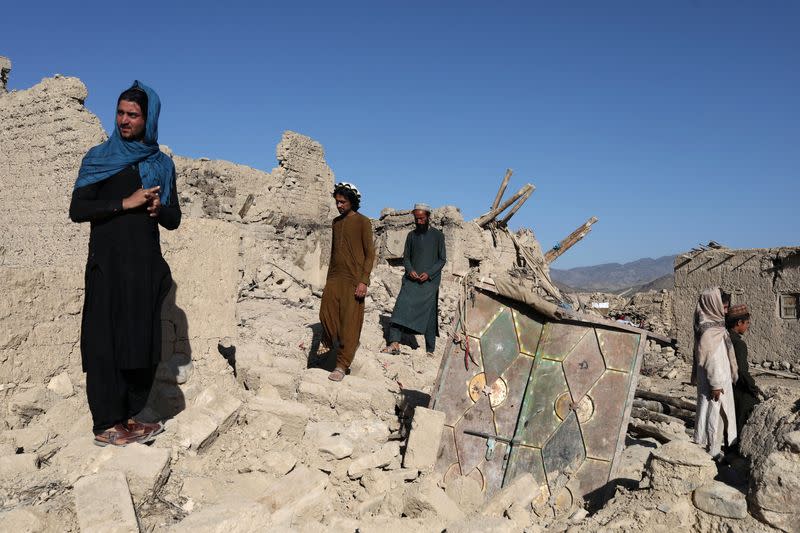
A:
[
  {"xmin": 513, "ymin": 308, "xmax": 544, "ymax": 355},
  {"xmin": 542, "ymin": 412, "xmax": 586, "ymax": 493},
  {"xmin": 515, "ymin": 358, "xmax": 569, "ymax": 448},
  {"xmin": 465, "ymin": 290, "xmax": 502, "ymax": 337},
  {"xmin": 596, "ymin": 328, "xmax": 640, "ymax": 373},
  {"xmin": 563, "ymin": 330, "xmax": 606, "ymax": 403},
  {"xmin": 493, "ymin": 354, "xmax": 535, "ymax": 438},
  {"xmin": 504, "ymin": 445, "xmax": 547, "ymax": 489},
  {"xmin": 537, "ymin": 322, "xmax": 589, "ymax": 361},
  {"xmin": 431, "ymin": 288, "xmax": 644, "ymax": 507},
  {"xmin": 453, "ymin": 395, "xmax": 496, "ymax": 475},
  {"xmin": 580, "ymin": 370, "xmax": 631, "ymax": 461},
  {"xmin": 437, "ymin": 336, "xmax": 483, "ymax": 426},
  {"xmin": 480, "ymin": 307, "xmax": 520, "ymax": 385}
]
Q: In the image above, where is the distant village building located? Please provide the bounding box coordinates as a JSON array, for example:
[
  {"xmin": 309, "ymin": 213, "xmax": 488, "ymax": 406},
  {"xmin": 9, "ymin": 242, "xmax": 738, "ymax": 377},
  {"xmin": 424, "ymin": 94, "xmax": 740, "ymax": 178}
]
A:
[{"xmin": 674, "ymin": 245, "xmax": 800, "ymax": 369}]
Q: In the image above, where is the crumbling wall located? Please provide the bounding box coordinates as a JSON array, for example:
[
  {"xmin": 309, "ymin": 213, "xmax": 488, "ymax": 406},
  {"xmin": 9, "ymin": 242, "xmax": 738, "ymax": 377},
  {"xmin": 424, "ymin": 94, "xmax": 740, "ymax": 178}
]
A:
[
  {"xmin": 0, "ymin": 74, "xmax": 106, "ymax": 268},
  {"xmin": 674, "ymin": 247, "xmax": 800, "ymax": 368},
  {"xmin": 0, "ymin": 56, "xmax": 10, "ymax": 93}
]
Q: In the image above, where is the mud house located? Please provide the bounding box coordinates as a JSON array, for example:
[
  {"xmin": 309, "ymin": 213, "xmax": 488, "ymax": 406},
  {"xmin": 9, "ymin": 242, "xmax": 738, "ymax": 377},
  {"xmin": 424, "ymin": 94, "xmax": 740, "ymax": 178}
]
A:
[{"xmin": 673, "ymin": 245, "xmax": 800, "ymax": 369}]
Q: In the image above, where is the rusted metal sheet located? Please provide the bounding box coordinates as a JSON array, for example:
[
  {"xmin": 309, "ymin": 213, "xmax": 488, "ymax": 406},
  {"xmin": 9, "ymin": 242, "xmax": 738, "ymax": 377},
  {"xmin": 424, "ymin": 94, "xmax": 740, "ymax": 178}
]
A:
[{"xmin": 431, "ymin": 286, "xmax": 646, "ymax": 507}]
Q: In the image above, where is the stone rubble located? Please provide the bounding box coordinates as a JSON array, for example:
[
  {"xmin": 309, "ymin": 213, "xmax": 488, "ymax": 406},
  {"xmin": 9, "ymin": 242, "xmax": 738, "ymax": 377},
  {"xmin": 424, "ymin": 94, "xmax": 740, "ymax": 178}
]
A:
[{"xmin": 1, "ymin": 60, "xmax": 797, "ymax": 532}]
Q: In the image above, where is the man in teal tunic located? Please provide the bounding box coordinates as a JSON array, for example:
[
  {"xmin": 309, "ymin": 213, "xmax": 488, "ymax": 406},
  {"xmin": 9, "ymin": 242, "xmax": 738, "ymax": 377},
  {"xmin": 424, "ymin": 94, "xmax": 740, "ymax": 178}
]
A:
[{"xmin": 381, "ymin": 204, "xmax": 446, "ymax": 355}]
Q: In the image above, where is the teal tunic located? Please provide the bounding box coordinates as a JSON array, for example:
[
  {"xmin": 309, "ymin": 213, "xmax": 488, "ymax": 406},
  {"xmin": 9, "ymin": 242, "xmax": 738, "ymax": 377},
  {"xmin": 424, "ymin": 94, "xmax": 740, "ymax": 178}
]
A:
[{"xmin": 390, "ymin": 226, "xmax": 446, "ymax": 334}]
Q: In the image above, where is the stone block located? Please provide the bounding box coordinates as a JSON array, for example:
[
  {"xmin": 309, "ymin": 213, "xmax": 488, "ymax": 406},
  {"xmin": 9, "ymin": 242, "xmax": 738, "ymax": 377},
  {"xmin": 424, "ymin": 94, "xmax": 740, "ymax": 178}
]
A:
[
  {"xmin": 193, "ymin": 384, "xmax": 242, "ymax": 429},
  {"xmin": 692, "ymin": 481, "xmax": 747, "ymax": 519},
  {"xmin": 260, "ymin": 450, "xmax": 297, "ymax": 476},
  {"xmin": 481, "ymin": 473, "xmax": 541, "ymax": 517},
  {"xmin": 319, "ymin": 434, "xmax": 354, "ymax": 460},
  {"xmin": 54, "ymin": 438, "xmax": 170, "ymax": 503},
  {"xmin": 750, "ymin": 450, "xmax": 800, "ymax": 531},
  {"xmin": 403, "ymin": 407, "xmax": 445, "ymax": 472},
  {"xmin": 260, "ymin": 372, "xmax": 297, "ymax": 400},
  {"xmin": 73, "ymin": 471, "xmax": 138, "ymax": 533},
  {"xmin": 259, "ymin": 465, "xmax": 328, "ymax": 526},
  {"xmin": 298, "ymin": 381, "xmax": 333, "ymax": 407},
  {"xmin": 249, "ymin": 397, "xmax": 310, "ymax": 443},
  {"xmin": 445, "ymin": 475, "xmax": 484, "ymax": 513},
  {"xmin": 348, "ymin": 441, "xmax": 401, "ymax": 479},
  {"xmin": 645, "ymin": 440, "xmax": 716, "ymax": 495},
  {"xmin": 783, "ymin": 430, "xmax": 800, "ymax": 453},
  {"xmin": 181, "ymin": 472, "xmax": 275, "ymax": 506},
  {"xmin": 169, "ymin": 501, "xmax": 273, "ymax": 532},
  {"xmin": 9, "ymin": 386, "xmax": 50, "ymax": 420},
  {"xmin": 46, "ymin": 372, "xmax": 74, "ymax": 398},
  {"xmin": 173, "ymin": 408, "xmax": 220, "ymax": 450},
  {"xmin": 403, "ymin": 478, "xmax": 465, "ymax": 523}
]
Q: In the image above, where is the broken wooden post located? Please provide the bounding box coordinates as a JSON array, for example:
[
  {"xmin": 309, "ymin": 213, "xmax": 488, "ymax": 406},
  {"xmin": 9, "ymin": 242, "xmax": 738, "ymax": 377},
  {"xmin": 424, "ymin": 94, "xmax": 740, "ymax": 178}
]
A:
[
  {"xmin": 498, "ymin": 185, "xmax": 534, "ymax": 226},
  {"xmin": 544, "ymin": 216, "xmax": 598, "ymax": 263},
  {"xmin": 490, "ymin": 169, "xmax": 513, "ymax": 211},
  {"xmin": 239, "ymin": 193, "xmax": 255, "ymax": 219},
  {"xmin": 475, "ymin": 183, "xmax": 534, "ymax": 227}
]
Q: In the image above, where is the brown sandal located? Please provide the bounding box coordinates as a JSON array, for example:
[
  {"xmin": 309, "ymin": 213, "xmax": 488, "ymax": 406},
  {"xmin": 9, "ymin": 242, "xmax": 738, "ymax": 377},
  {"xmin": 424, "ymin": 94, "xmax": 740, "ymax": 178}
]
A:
[
  {"xmin": 380, "ymin": 345, "xmax": 400, "ymax": 355},
  {"xmin": 328, "ymin": 368, "xmax": 346, "ymax": 382},
  {"xmin": 94, "ymin": 424, "xmax": 145, "ymax": 447},
  {"xmin": 126, "ymin": 419, "xmax": 165, "ymax": 441}
]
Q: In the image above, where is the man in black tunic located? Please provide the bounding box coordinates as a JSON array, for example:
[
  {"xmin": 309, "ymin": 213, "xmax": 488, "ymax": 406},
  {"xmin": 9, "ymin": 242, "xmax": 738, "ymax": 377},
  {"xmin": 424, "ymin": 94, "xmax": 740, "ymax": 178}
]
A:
[
  {"xmin": 70, "ymin": 81, "xmax": 180, "ymax": 446},
  {"xmin": 381, "ymin": 204, "xmax": 446, "ymax": 355},
  {"xmin": 726, "ymin": 304, "xmax": 760, "ymax": 436}
]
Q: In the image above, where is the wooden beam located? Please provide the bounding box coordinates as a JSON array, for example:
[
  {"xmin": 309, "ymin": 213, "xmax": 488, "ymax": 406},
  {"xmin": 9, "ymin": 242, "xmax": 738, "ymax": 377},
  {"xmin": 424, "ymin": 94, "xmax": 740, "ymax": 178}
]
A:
[
  {"xmin": 490, "ymin": 169, "xmax": 513, "ymax": 211},
  {"xmin": 498, "ymin": 186, "xmax": 534, "ymax": 226},
  {"xmin": 544, "ymin": 216, "xmax": 598, "ymax": 263},
  {"xmin": 475, "ymin": 184, "xmax": 534, "ymax": 227}
]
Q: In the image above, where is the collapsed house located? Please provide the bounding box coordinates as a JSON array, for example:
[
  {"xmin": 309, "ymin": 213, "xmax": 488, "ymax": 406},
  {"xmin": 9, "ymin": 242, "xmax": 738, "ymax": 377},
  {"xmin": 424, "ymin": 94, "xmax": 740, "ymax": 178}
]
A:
[{"xmin": 674, "ymin": 244, "xmax": 800, "ymax": 372}]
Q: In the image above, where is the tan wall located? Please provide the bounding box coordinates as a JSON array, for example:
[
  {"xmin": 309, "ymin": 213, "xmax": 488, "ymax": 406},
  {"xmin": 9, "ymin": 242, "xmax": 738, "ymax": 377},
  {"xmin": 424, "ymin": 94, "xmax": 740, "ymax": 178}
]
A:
[{"xmin": 674, "ymin": 248, "xmax": 800, "ymax": 366}]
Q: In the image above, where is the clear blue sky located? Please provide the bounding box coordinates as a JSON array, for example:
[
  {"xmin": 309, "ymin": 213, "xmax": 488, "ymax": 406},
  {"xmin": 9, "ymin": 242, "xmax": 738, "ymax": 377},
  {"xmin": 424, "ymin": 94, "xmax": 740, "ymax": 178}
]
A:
[{"xmin": 3, "ymin": 1, "xmax": 798, "ymax": 268}]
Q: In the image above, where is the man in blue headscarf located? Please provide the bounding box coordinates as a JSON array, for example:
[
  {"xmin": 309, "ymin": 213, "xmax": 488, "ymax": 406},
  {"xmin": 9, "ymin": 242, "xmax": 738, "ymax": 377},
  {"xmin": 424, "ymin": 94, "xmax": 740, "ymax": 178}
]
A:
[{"xmin": 70, "ymin": 81, "xmax": 181, "ymax": 447}]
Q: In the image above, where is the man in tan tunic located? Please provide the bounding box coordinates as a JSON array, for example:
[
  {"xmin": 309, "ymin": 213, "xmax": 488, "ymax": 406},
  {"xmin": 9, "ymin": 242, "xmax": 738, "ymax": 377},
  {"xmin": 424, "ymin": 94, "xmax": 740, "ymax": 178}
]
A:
[{"xmin": 320, "ymin": 182, "xmax": 375, "ymax": 381}]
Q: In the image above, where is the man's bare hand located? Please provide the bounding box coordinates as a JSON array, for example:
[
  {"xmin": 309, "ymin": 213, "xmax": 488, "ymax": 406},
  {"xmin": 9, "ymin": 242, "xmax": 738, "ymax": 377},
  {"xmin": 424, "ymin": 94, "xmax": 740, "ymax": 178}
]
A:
[
  {"xmin": 123, "ymin": 186, "xmax": 160, "ymax": 211},
  {"xmin": 710, "ymin": 389, "xmax": 723, "ymax": 401},
  {"xmin": 355, "ymin": 282, "xmax": 368, "ymax": 299},
  {"xmin": 409, "ymin": 271, "xmax": 419, "ymax": 281},
  {"xmin": 418, "ymin": 272, "xmax": 429, "ymax": 283},
  {"xmin": 147, "ymin": 195, "xmax": 162, "ymax": 218}
]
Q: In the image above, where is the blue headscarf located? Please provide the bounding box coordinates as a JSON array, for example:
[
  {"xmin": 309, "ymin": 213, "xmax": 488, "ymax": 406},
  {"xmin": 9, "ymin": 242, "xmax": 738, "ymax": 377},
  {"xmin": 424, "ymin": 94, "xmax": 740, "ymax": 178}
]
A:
[{"xmin": 74, "ymin": 80, "xmax": 174, "ymax": 205}]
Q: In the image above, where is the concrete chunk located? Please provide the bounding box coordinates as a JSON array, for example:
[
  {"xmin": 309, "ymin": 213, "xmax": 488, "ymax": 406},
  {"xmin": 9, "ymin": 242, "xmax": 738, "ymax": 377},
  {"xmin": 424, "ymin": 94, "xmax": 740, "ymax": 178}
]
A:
[
  {"xmin": 54, "ymin": 438, "xmax": 170, "ymax": 503},
  {"xmin": 169, "ymin": 501, "xmax": 272, "ymax": 532},
  {"xmin": 193, "ymin": 385, "xmax": 242, "ymax": 428},
  {"xmin": 481, "ymin": 473, "xmax": 542, "ymax": 517},
  {"xmin": 249, "ymin": 397, "xmax": 310, "ymax": 443},
  {"xmin": 259, "ymin": 465, "xmax": 328, "ymax": 526},
  {"xmin": 261, "ymin": 450, "xmax": 297, "ymax": 476},
  {"xmin": 46, "ymin": 372, "xmax": 74, "ymax": 398},
  {"xmin": 348, "ymin": 441, "xmax": 400, "ymax": 479},
  {"xmin": 73, "ymin": 471, "xmax": 138, "ymax": 533},
  {"xmin": 645, "ymin": 440, "xmax": 716, "ymax": 495},
  {"xmin": 403, "ymin": 478, "xmax": 465, "ymax": 523},
  {"xmin": 173, "ymin": 408, "xmax": 220, "ymax": 450},
  {"xmin": 403, "ymin": 407, "xmax": 445, "ymax": 472},
  {"xmin": 692, "ymin": 481, "xmax": 747, "ymax": 519}
]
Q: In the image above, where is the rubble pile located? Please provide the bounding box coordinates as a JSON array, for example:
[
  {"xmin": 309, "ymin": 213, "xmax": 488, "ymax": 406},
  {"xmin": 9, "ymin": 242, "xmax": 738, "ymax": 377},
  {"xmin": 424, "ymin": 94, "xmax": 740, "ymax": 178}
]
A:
[{"xmin": 1, "ymin": 62, "xmax": 798, "ymax": 532}]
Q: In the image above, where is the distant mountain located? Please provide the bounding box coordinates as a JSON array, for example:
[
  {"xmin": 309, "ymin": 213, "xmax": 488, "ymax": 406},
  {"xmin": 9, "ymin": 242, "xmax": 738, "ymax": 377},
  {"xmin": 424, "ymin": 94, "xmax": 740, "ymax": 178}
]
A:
[{"xmin": 550, "ymin": 255, "xmax": 676, "ymax": 293}]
